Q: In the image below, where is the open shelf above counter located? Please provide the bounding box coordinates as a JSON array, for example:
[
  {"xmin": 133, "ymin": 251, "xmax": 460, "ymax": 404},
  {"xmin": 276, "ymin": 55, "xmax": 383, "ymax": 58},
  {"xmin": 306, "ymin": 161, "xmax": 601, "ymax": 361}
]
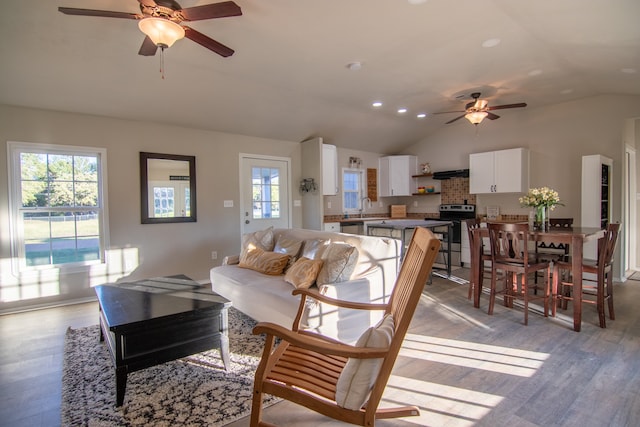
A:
[{"xmin": 413, "ymin": 172, "xmax": 439, "ymax": 196}]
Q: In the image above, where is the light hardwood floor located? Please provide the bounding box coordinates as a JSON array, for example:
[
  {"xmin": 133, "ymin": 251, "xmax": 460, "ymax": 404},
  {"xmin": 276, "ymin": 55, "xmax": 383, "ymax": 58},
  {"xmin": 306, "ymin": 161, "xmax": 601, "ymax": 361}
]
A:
[{"xmin": 2, "ymin": 269, "xmax": 640, "ymax": 427}]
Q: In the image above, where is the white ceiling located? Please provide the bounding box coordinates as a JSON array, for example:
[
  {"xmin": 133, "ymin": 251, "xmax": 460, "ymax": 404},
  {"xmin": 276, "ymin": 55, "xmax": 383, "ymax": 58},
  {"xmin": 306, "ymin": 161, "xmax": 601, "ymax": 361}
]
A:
[{"xmin": 2, "ymin": 0, "xmax": 640, "ymax": 154}]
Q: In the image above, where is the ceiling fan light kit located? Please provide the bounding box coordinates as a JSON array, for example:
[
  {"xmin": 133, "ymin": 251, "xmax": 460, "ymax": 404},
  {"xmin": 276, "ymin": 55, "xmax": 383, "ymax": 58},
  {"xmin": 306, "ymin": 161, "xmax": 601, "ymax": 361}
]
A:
[
  {"xmin": 138, "ymin": 17, "xmax": 185, "ymax": 48},
  {"xmin": 465, "ymin": 110, "xmax": 488, "ymax": 125}
]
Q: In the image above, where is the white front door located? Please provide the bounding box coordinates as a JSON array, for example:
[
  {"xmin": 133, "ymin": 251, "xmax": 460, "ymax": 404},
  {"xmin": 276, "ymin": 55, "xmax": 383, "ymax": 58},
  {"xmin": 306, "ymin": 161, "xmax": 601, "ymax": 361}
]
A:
[{"xmin": 240, "ymin": 154, "xmax": 291, "ymax": 235}]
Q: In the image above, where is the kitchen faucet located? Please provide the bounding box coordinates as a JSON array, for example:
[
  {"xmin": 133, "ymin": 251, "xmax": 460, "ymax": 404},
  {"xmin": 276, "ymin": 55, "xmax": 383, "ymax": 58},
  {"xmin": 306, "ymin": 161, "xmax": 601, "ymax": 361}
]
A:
[{"xmin": 359, "ymin": 197, "xmax": 371, "ymax": 218}]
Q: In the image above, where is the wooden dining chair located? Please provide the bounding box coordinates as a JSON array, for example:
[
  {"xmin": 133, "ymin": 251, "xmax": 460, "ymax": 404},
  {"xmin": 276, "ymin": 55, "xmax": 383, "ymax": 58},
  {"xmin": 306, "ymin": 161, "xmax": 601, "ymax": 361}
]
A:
[
  {"xmin": 465, "ymin": 218, "xmax": 492, "ymax": 303},
  {"xmin": 250, "ymin": 227, "xmax": 441, "ymax": 427},
  {"xmin": 487, "ymin": 222, "xmax": 551, "ymax": 325},
  {"xmin": 552, "ymin": 222, "xmax": 620, "ymax": 328}
]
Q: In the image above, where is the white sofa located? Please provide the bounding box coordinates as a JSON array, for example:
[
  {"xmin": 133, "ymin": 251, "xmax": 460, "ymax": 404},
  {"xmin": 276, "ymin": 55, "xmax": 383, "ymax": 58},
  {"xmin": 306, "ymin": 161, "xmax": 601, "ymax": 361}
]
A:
[{"xmin": 210, "ymin": 228, "xmax": 401, "ymax": 344}]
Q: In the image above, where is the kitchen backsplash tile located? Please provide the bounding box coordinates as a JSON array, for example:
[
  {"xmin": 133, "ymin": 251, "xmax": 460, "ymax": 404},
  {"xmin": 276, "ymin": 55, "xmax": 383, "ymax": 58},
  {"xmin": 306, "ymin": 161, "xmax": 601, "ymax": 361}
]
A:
[{"xmin": 441, "ymin": 177, "xmax": 476, "ymax": 205}]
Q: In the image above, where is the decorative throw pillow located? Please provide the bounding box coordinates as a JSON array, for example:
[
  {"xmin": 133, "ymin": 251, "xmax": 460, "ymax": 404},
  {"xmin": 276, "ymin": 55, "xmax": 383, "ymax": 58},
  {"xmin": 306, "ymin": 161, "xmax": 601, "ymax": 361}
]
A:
[
  {"xmin": 238, "ymin": 247, "xmax": 289, "ymax": 275},
  {"xmin": 335, "ymin": 314, "xmax": 395, "ymax": 410},
  {"xmin": 284, "ymin": 257, "xmax": 324, "ymax": 289},
  {"xmin": 316, "ymin": 242, "xmax": 358, "ymax": 285},
  {"xmin": 273, "ymin": 234, "xmax": 303, "ymax": 270},
  {"xmin": 300, "ymin": 239, "xmax": 329, "ymax": 260},
  {"xmin": 240, "ymin": 226, "xmax": 275, "ymax": 260}
]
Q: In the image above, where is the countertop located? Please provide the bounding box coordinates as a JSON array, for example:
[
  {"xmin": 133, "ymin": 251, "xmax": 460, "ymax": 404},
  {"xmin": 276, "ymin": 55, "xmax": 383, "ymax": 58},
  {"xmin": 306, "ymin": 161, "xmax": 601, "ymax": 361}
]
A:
[{"xmin": 334, "ymin": 217, "xmax": 391, "ymax": 224}]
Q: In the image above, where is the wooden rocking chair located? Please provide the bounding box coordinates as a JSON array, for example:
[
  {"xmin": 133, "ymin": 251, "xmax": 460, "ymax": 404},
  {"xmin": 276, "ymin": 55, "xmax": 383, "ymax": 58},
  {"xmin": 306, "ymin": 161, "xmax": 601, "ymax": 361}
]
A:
[{"xmin": 250, "ymin": 227, "xmax": 441, "ymax": 427}]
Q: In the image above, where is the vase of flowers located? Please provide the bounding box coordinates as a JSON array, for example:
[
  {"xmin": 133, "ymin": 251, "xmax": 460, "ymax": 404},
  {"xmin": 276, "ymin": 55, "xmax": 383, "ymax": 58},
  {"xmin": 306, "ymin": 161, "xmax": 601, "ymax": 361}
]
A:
[{"xmin": 519, "ymin": 187, "xmax": 563, "ymax": 230}]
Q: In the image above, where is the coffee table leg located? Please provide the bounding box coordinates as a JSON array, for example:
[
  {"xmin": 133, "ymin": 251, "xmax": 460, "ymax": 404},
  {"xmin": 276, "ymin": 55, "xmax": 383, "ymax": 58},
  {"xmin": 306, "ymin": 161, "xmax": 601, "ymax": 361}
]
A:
[
  {"xmin": 116, "ymin": 366, "xmax": 128, "ymax": 406},
  {"xmin": 220, "ymin": 334, "xmax": 230, "ymax": 371}
]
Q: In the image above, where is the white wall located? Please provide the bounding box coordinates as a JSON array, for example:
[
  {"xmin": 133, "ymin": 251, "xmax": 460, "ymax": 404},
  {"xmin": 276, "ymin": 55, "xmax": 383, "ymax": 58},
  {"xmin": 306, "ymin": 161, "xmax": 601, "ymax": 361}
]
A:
[{"xmin": 0, "ymin": 105, "xmax": 302, "ymax": 312}]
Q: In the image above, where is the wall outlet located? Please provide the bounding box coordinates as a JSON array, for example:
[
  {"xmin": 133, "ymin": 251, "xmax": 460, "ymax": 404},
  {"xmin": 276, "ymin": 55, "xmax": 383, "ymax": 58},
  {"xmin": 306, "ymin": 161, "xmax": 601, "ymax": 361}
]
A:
[
  {"xmin": 413, "ymin": 201, "xmax": 418, "ymax": 207},
  {"xmin": 211, "ymin": 251, "xmax": 218, "ymax": 260},
  {"xmin": 327, "ymin": 201, "xmax": 332, "ymax": 209}
]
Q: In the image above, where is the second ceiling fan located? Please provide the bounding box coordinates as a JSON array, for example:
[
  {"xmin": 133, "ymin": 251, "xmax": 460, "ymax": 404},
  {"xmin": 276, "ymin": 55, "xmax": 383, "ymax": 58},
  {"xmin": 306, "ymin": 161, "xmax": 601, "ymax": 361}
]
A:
[{"xmin": 434, "ymin": 92, "xmax": 527, "ymax": 125}]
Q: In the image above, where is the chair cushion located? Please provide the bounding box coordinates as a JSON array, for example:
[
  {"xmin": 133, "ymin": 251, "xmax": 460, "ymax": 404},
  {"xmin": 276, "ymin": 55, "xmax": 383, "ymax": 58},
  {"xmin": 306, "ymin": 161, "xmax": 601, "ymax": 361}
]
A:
[
  {"xmin": 335, "ymin": 314, "xmax": 394, "ymax": 410},
  {"xmin": 317, "ymin": 242, "xmax": 358, "ymax": 285},
  {"xmin": 238, "ymin": 247, "xmax": 289, "ymax": 275},
  {"xmin": 284, "ymin": 257, "xmax": 324, "ymax": 289}
]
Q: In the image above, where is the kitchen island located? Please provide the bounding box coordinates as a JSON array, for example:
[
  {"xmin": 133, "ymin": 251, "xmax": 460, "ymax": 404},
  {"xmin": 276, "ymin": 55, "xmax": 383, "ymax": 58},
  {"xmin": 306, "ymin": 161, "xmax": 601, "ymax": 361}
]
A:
[{"xmin": 366, "ymin": 219, "xmax": 453, "ymax": 277}]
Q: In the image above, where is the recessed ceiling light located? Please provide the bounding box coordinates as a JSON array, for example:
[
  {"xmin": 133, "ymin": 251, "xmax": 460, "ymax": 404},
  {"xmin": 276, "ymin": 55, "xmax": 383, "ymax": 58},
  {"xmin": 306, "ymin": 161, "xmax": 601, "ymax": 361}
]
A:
[
  {"xmin": 621, "ymin": 68, "xmax": 637, "ymax": 74},
  {"xmin": 346, "ymin": 62, "xmax": 362, "ymax": 71},
  {"xmin": 528, "ymin": 69, "xmax": 543, "ymax": 76},
  {"xmin": 407, "ymin": 0, "xmax": 428, "ymax": 4},
  {"xmin": 397, "ymin": 108, "xmax": 408, "ymax": 114},
  {"xmin": 416, "ymin": 113, "xmax": 427, "ymax": 119},
  {"xmin": 560, "ymin": 88, "xmax": 573, "ymax": 95},
  {"xmin": 482, "ymin": 38, "xmax": 501, "ymax": 48},
  {"xmin": 372, "ymin": 101, "xmax": 383, "ymax": 108}
]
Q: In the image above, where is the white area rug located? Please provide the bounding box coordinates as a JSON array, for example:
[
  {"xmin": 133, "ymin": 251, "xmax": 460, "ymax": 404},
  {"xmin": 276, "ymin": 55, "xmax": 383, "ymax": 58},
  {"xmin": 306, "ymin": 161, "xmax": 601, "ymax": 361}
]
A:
[{"xmin": 61, "ymin": 307, "xmax": 279, "ymax": 426}]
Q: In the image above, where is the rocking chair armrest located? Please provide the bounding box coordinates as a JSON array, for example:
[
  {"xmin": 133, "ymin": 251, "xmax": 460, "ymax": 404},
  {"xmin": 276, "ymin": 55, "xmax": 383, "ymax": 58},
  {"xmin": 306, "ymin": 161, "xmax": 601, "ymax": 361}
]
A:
[
  {"xmin": 252, "ymin": 322, "xmax": 389, "ymax": 359},
  {"xmin": 292, "ymin": 288, "xmax": 389, "ymax": 311}
]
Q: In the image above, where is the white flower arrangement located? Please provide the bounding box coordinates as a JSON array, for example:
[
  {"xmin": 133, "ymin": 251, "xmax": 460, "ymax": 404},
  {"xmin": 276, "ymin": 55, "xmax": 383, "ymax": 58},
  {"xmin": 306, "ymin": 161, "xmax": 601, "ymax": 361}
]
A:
[{"xmin": 519, "ymin": 187, "xmax": 563, "ymax": 210}]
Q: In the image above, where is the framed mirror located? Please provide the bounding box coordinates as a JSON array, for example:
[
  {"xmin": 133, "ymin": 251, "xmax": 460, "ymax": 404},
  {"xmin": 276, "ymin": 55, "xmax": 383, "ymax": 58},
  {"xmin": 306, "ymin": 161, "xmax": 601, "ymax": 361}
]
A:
[{"xmin": 140, "ymin": 152, "xmax": 197, "ymax": 224}]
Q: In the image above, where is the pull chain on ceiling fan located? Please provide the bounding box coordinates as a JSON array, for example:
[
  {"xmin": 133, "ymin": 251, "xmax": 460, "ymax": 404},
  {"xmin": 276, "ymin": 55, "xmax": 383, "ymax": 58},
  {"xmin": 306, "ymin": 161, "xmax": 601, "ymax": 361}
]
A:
[{"xmin": 433, "ymin": 92, "xmax": 527, "ymax": 125}]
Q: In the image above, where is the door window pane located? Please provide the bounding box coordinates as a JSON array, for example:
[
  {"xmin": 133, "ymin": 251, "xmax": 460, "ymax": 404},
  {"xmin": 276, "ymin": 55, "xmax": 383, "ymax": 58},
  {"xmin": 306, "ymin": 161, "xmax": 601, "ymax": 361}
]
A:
[{"xmin": 252, "ymin": 167, "xmax": 280, "ymax": 219}]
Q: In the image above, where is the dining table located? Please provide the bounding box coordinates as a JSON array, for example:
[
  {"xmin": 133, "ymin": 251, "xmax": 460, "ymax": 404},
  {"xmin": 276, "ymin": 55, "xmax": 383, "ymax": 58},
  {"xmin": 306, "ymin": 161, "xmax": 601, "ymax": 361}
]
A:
[{"xmin": 470, "ymin": 225, "xmax": 605, "ymax": 332}]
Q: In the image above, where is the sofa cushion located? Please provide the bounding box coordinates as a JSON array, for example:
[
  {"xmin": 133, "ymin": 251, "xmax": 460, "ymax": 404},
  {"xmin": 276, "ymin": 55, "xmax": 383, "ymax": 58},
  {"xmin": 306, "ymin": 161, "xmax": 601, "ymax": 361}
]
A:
[
  {"xmin": 317, "ymin": 242, "xmax": 358, "ymax": 285},
  {"xmin": 300, "ymin": 238, "xmax": 329, "ymax": 260},
  {"xmin": 240, "ymin": 226, "xmax": 275, "ymax": 259},
  {"xmin": 239, "ymin": 247, "xmax": 289, "ymax": 275},
  {"xmin": 335, "ymin": 314, "xmax": 395, "ymax": 410},
  {"xmin": 273, "ymin": 234, "xmax": 304, "ymax": 270},
  {"xmin": 284, "ymin": 257, "xmax": 324, "ymax": 289}
]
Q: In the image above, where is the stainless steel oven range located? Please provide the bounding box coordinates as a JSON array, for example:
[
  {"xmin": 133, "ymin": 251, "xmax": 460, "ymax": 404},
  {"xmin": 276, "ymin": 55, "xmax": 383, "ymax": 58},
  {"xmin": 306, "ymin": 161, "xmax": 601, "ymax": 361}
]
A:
[{"xmin": 436, "ymin": 204, "xmax": 476, "ymax": 266}]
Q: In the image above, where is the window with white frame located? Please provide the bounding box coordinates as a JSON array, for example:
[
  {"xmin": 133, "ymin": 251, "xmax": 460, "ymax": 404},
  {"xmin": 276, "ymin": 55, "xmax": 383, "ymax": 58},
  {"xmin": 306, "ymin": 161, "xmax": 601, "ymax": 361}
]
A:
[
  {"xmin": 342, "ymin": 168, "xmax": 365, "ymax": 214},
  {"xmin": 7, "ymin": 142, "xmax": 108, "ymax": 271}
]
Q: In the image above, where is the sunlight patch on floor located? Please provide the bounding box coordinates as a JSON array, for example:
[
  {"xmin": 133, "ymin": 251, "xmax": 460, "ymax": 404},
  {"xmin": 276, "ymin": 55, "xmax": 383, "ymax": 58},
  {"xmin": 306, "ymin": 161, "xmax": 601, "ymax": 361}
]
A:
[
  {"xmin": 381, "ymin": 375, "xmax": 503, "ymax": 427},
  {"xmin": 400, "ymin": 333, "xmax": 549, "ymax": 377},
  {"xmin": 419, "ymin": 293, "xmax": 492, "ymax": 328}
]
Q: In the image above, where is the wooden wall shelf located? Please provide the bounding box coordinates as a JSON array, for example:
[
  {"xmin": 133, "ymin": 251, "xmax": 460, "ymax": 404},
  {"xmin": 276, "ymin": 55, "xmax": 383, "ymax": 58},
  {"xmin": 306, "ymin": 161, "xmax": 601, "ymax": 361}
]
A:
[{"xmin": 412, "ymin": 192, "xmax": 441, "ymax": 196}]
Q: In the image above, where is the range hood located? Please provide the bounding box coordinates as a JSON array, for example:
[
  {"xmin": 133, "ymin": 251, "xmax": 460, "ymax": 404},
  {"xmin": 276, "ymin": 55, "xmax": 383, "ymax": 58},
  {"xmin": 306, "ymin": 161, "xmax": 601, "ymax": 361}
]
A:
[{"xmin": 432, "ymin": 169, "xmax": 470, "ymax": 180}]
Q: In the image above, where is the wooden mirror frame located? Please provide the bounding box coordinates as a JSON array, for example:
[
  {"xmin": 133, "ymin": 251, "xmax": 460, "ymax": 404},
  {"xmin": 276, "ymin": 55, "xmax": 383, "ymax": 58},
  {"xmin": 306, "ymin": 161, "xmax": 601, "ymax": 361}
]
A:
[{"xmin": 140, "ymin": 152, "xmax": 197, "ymax": 224}]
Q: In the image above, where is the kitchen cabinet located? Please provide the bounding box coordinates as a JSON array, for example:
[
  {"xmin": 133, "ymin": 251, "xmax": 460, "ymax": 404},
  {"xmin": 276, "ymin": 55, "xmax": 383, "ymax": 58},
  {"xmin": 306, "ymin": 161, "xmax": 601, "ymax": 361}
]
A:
[
  {"xmin": 379, "ymin": 155, "xmax": 418, "ymax": 197},
  {"xmin": 581, "ymin": 155, "xmax": 612, "ymax": 258},
  {"xmin": 322, "ymin": 143, "xmax": 338, "ymax": 196},
  {"xmin": 469, "ymin": 148, "xmax": 529, "ymax": 194}
]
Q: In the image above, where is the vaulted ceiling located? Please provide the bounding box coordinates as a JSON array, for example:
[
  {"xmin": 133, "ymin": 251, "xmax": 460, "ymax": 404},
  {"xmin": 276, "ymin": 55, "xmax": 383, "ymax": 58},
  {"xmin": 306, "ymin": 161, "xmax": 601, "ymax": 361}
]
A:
[{"xmin": 1, "ymin": 0, "xmax": 639, "ymax": 154}]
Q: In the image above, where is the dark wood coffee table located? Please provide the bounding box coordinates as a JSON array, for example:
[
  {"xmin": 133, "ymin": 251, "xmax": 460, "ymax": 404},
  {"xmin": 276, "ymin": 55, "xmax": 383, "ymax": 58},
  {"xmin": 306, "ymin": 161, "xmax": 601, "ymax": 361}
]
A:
[{"xmin": 94, "ymin": 275, "xmax": 231, "ymax": 406}]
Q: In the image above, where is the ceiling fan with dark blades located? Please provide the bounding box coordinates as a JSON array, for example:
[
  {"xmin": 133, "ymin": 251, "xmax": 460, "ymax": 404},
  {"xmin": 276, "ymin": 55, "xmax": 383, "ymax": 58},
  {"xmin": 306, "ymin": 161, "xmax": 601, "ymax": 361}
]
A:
[
  {"xmin": 58, "ymin": 0, "xmax": 242, "ymax": 58},
  {"xmin": 433, "ymin": 92, "xmax": 527, "ymax": 125}
]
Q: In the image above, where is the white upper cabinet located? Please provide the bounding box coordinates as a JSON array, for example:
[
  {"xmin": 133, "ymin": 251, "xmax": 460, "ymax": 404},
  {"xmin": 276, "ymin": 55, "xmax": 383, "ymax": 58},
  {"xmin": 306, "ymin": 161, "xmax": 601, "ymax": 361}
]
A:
[
  {"xmin": 379, "ymin": 155, "xmax": 417, "ymax": 197},
  {"xmin": 469, "ymin": 148, "xmax": 529, "ymax": 194},
  {"xmin": 322, "ymin": 143, "xmax": 338, "ymax": 195}
]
